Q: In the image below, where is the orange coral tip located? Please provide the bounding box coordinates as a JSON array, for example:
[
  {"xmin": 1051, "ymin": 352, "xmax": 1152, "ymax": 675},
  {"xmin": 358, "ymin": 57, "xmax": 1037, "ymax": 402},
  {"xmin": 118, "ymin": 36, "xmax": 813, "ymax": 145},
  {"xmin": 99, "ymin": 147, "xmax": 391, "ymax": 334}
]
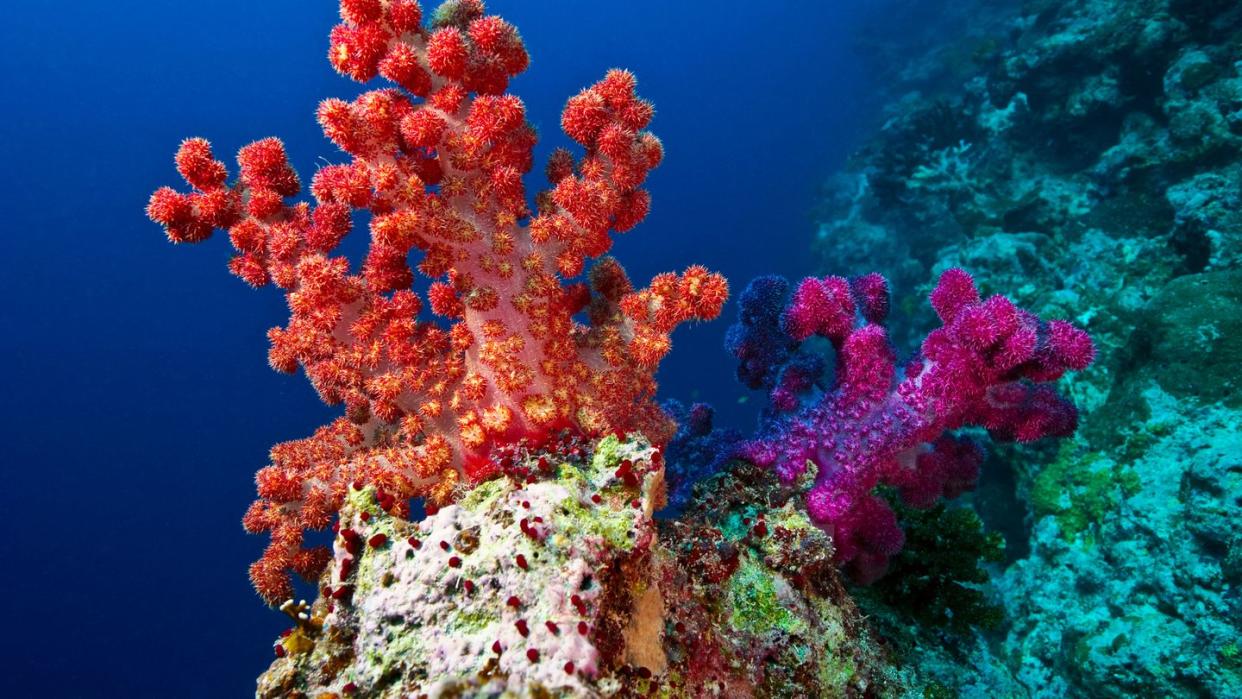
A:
[
  {"xmin": 229, "ymin": 253, "xmax": 270, "ymax": 287},
  {"xmin": 328, "ymin": 23, "xmax": 391, "ymax": 82},
  {"xmin": 237, "ymin": 138, "xmax": 300, "ymax": 196},
  {"xmin": 611, "ymin": 189, "xmax": 650, "ymax": 233},
  {"xmin": 340, "ymin": 0, "xmax": 383, "ymax": 25},
  {"xmin": 598, "ymin": 69, "xmax": 638, "ymax": 107},
  {"xmin": 400, "ymin": 109, "xmax": 447, "ymax": 148},
  {"xmin": 146, "ymin": 187, "xmax": 193, "ymax": 227},
  {"xmin": 175, "ymin": 137, "xmax": 228, "ymax": 191},
  {"xmin": 426, "ymin": 27, "xmax": 468, "ymax": 80},
  {"xmin": 386, "ymin": 0, "xmax": 423, "ymax": 34},
  {"xmin": 379, "ymin": 42, "xmax": 432, "ymax": 96},
  {"xmin": 561, "ymin": 90, "xmax": 609, "ymax": 146}
]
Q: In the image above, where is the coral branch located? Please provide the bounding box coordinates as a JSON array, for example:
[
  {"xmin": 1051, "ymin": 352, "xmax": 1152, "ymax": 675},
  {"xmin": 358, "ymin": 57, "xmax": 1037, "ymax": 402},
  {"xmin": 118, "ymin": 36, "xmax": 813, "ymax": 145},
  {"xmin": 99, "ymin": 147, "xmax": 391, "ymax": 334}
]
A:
[
  {"xmin": 726, "ymin": 268, "xmax": 1093, "ymax": 582},
  {"xmin": 149, "ymin": 0, "xmax": 726, "ymax": 604}
]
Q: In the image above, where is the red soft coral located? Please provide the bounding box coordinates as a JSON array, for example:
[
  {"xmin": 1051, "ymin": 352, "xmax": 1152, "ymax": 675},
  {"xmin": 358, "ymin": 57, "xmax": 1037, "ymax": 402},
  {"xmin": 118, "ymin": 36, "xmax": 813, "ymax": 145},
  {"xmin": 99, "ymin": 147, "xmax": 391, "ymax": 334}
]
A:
[{"xmin": 149, "ymin": 0, "xmax": 726, "ymax": 604}]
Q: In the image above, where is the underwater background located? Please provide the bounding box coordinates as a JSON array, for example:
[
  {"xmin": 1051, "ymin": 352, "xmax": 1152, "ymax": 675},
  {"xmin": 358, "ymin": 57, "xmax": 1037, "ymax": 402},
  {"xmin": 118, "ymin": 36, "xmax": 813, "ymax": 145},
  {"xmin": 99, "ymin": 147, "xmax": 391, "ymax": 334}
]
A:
[{"xmin": 2, "ymin": 0, "xmax": 1239, "ymax": 697}]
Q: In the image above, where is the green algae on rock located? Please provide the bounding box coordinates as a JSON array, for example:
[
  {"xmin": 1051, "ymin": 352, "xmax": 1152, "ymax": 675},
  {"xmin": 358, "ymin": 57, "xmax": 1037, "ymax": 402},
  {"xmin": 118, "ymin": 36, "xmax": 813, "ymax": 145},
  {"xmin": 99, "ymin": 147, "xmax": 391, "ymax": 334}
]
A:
[{"xmin": 258, "ymin": 436, "xmax": 914, "ymax": 698}]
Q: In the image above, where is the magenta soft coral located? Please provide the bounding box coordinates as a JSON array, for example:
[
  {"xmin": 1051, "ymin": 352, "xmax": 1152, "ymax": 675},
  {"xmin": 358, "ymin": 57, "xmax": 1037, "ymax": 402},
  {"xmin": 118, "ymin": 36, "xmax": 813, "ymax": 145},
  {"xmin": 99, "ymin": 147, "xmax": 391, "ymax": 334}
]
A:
[
  {"xmin": 727, "ymin": 269, "xmax": 1093, "ymax": 582},
  {"xmin": 147, "ymin": 0, "xmax": 727, "ymax": 604}
]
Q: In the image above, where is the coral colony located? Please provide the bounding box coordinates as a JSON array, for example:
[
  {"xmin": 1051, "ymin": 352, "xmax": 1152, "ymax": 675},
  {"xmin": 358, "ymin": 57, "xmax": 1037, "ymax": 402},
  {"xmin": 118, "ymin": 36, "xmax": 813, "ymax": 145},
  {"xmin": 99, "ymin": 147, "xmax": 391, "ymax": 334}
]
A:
[
  {"xmin": 147, "ymin": 0, "xmax": 727, "ymax": 605},
  {"xmin": 148, "ymin": 0, "xmax": 1092, "ymax": 694},
  {"xmin": 724, "ymin": 270, "xmax": 1094, "ymax": 582}
]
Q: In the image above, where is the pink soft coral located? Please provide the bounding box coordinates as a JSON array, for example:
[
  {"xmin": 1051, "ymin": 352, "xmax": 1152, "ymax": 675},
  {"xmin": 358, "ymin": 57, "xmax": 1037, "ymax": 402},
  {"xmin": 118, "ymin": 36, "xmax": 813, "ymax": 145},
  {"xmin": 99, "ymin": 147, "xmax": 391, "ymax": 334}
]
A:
[{"xmin": 727, "ymin": 269, "xmax": 1093, "ymax": 582}]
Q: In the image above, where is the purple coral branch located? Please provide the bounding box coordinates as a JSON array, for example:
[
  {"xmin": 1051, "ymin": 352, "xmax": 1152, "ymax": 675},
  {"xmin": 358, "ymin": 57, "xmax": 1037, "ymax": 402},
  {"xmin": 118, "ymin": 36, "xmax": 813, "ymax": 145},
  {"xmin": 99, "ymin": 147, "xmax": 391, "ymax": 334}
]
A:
[{"xmin": 727, "ymin": 268, "xmax": 1094, "ymax": 582}]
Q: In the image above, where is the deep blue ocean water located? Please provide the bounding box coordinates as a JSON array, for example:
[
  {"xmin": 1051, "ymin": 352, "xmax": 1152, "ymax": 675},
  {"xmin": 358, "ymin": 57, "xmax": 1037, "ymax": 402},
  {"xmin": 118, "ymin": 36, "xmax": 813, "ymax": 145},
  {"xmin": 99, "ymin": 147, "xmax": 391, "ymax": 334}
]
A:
[{"xmin": 0, "ymin": 2, "xmax": 919, "ymax": 695}]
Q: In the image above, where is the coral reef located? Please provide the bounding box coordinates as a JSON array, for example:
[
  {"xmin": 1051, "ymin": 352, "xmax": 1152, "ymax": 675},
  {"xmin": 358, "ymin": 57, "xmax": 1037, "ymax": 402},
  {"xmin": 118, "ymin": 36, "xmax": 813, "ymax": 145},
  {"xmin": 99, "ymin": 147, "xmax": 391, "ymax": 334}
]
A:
[
  {"xmin": 148, "ymin": 0, "xmax": 726, "ymax": 604},
  {"xmin": 259, "ymin": 433, "xmax": 910, "ymax": 697},
  {"xmin": 1000, "ymin": 388, "xmax": 1242, "ymax": 698},
  {"xmin": 146, "ymin": 2, "xmax": 932, "ymax": 696},
  {"xmin": 817, "ymin": 0, "xmax": 1242, "ymax": 694},
  {"xmin": 145, "ymin": 1, "xmax": 1118, "ymax": 696}
]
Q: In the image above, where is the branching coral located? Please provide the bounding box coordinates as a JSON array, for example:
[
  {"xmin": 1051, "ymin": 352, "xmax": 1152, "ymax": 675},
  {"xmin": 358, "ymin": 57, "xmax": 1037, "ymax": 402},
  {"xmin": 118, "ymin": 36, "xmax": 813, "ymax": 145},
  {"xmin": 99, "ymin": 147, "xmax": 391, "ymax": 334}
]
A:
[
  {"xmin": 147, "ymin": 0, "xmax": 727, "ymax": 604},
  {"xmin": 726, "ymin": 269, "xmax": 1093, "ymax": 582},
  {"xmin": 659, "ymin": 400, "xmax": 741, "ymax": 515}
]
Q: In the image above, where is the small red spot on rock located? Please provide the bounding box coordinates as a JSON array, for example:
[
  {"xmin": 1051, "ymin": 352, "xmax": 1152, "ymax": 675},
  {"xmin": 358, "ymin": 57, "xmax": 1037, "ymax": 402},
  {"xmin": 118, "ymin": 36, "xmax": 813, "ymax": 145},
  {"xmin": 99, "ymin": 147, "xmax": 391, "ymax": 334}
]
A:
[
  {"xmin": 464, "ymin": 579, "xmax": 475, "ymax": 594},
  {"xmin": 375, "ymin": 489, "xmax": 394, "ymax": 511},
  {"xmin": 507, "ymin": 595, "xmax": 521, "ymax": 608},
  {"xmin": 591, "ymin": 494, "xmax": 602, "ymax": 504},
  {"xmin": 359, "ymin": 512, "xmax": 370, "ymax": 522},
  {"xmin": 340, "ymin": 529, "xmax": 361, "ymax": 555},
  {"xmin": 527, "ymin": 648, "xmax": 540, "ymax": 662},
  {"xmin": 439, "ymin": 540, "xmax": 450, "ymax": 551},
  {"xmin": 516, "ymin": 554, "xmax": 528, "ymax": 570},
  {"xmin": 408, "ymin": 536, "xmax": 422, "ymax": 549},
  {"xmin": 516, "ymin": 619, "xmax": 529, "ymax": 637},
  {"xmin": 564, "ymin": 661, "xmax": 575, "ymax": 674},
  {"xmin": 274, "ymin": 644, "xmax": 286, "ymax": 658},
  {"xmin": 368, "ymin": 533, "xmax": 388, "ymax": 548},
  {"xmin": 546, "ymin": 620, "xmax": 559, "ymax": 634},
  {"xmin": 448, "ymin": 556, "xmax": 462, "ymax": 568},
  {"xmin": 343, "ymin": 681, "xmax": 357, "ymax": 694},
  {"xmin": 577, "ymin": 621, "xmax": 589, "ymax": 635},
  {"xmin": 492, "ymin": 640, "xmax": 502, "ymax": 654}
]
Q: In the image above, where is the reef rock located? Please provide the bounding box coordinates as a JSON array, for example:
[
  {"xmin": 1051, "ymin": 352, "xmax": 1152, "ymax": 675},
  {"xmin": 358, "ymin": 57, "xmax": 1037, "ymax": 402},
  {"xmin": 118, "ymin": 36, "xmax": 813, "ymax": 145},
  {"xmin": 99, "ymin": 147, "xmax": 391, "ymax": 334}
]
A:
[
  {"xmin": 257, "ymin": 434, "xmax": 908, "ymax": 698},
  {"xmin": 812, "ymin": 0, "xmax": 1242, "ymax": 695}
]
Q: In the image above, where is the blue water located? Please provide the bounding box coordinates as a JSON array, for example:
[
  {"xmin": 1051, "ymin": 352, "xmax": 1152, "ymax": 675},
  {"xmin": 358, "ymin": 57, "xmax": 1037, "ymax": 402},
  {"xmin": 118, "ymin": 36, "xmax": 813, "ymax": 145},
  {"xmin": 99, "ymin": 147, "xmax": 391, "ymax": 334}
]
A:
[{"xmin": 0, "ymin": 1, "xmax": 898, "ymax": 695}]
